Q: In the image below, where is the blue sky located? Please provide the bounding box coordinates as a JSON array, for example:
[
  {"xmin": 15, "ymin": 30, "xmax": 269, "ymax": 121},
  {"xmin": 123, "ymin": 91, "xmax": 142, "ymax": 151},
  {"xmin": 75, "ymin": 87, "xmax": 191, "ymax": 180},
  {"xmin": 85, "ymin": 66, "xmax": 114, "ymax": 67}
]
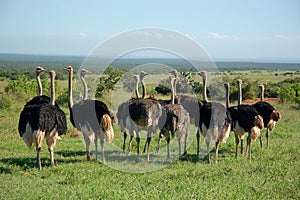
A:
[{"xmin": 0, "ymin": 0, "xmax": 300, "ymax": 61}]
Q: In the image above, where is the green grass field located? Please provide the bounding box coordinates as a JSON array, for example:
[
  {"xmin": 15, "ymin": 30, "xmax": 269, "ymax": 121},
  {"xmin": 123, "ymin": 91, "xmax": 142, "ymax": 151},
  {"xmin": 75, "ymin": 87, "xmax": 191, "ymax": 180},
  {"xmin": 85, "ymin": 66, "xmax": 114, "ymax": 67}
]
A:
[
  {"xmin": 0, "ymin": 70, "xmax": 299, "ymax": 199},
  {"xmin": 0, "ymin": 101, "xmax": 299, "ymax": 199}
]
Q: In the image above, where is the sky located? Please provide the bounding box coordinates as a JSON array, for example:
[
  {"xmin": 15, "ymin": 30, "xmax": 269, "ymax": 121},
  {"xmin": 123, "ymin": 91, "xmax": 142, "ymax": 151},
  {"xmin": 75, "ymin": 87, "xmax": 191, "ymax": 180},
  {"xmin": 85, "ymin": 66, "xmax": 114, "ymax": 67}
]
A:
[{"xmin": 0, "ymin": 0, "xmax": 300, "ymax": 62}]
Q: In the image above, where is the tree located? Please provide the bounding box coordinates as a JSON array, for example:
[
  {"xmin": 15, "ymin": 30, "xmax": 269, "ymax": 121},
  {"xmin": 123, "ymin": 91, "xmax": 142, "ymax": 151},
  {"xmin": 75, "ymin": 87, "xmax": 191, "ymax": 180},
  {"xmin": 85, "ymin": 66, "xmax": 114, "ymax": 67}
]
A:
[{"xmin": 95, "ymin": 66, "xmax": 123, "ymax": 98}]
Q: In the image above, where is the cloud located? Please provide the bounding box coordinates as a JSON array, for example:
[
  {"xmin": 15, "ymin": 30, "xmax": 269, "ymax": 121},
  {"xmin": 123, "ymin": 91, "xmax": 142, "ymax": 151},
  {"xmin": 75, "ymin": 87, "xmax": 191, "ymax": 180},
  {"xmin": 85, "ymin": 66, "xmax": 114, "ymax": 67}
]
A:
[
  {"xmin": 77, "ymin": 32, "xmax": 88, "ymax": 38},
  {"xmin": 297, "ymin": 35, "xmax": 300, "ymax": 40},
  {"xmin": 274, "ymin": 34, "xmax": 289, "ymax": 40},
  {"xmin": 209, "ymin": 32, "xmax": 239, "ymax": 40}
]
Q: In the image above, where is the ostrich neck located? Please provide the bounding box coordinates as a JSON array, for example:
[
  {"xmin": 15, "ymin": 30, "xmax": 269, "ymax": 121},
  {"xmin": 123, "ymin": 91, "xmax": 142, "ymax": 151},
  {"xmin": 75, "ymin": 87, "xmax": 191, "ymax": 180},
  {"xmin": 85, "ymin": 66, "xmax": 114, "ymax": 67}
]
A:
[
  {"xmin": 68, "ymin": 72, "xmax": 74, "ymax": 109},
  {"xmin": 135, "ymin": 79, "xmax": 140, "ymax": 98},
  {"xmin": 50, "ymin": 75, "xmax": 55, "ymax": 106},
  {"xmin": 225, "ymin": 86, "xmax": 230, "ymax": 108},
  {"xmin": 141, "ymin": 80, "xmax": 146, "ymax": 98},
  {"xmin": 36, "ymin": 74, "xmax": 42, "ymax": 96},
  {"xmin": 80, "ymin": 74, "xmax": 88, "ymax": 100},
  {"xmin": 171, "ymin": 80, "xmax": 175, "ymax": 105},
  {"xmin": 260, "ymin": 87, "xmax": 264, "ymax": 102},
  {"xmin": 173, "ymin": 78, "xmax": 177, "ymax": 97},
  {"xmin": 202, "ymin": 77, "xmax": 207, "ymax": 102},
  {"xmin": 238, "ymin": 83, "xmax": 242, "ymax": 106}
]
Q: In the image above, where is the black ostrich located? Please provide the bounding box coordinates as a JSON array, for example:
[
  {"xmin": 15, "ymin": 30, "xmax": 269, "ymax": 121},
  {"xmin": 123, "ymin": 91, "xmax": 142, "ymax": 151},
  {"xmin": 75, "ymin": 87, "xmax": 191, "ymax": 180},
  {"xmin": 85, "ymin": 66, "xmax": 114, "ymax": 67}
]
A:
[
  {"xmin": 125, "ymin": 71, "xmax": 163, "ymax": 162},
  {"xmin": 169, "ymin": 70, "xmax": 203, "ymax": 157},
  {"xmin": 252, "ymin": 84, "xmax": 281, "ymax": 147},
  {"xmin": 198, "ymin": 71, "xmax": 231, "ymax": 163},
  {"xmin": 65, "ymin": 66, "xmax": 114, "ymax": 162},
  {"xmin": 225, "ymin": 80, "xmax": 264, "ymax": 161},
  {"xmin": 24, "ymin": 66, "xmax": 58, "ymax": 107},
  {"xmin": 156, "ymin": 75, "xmax": 190, "ymax": 158},
  {"xmin": 18, "ymin": 70, "xmax": 67, "ymax": 170}
]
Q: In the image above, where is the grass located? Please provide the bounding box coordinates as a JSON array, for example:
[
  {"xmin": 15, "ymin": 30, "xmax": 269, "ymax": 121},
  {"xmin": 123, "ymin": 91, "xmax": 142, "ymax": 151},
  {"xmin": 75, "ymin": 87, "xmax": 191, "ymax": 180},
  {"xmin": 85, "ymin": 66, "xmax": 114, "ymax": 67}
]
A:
[
  {"xmin": 0, "ymin": 101, "xmax": 299, "ymax": 199},
  {"xmin": 0, "ymin": 69, "xmax": 299, "ymax": 199}
]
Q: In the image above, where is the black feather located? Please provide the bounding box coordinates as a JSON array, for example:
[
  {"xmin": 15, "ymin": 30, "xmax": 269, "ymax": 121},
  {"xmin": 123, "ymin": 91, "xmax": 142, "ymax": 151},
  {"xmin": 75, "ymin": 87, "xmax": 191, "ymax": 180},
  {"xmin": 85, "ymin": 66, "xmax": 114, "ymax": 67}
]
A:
[
  {"xmin": 70, "ymin": 99, "xmax": 111, "ymax": 133},
  {"xmin": 228, "ymin": 105, "xmax": 259, "ymax": 132}
]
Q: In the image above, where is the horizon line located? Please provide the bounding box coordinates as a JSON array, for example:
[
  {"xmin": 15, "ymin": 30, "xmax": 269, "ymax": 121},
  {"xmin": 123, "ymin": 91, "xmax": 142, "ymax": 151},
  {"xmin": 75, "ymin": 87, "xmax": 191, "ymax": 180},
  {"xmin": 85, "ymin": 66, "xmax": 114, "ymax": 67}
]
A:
[{"xmin": 0, "ymin": 53, "xmax": 300, "ymax": 63}]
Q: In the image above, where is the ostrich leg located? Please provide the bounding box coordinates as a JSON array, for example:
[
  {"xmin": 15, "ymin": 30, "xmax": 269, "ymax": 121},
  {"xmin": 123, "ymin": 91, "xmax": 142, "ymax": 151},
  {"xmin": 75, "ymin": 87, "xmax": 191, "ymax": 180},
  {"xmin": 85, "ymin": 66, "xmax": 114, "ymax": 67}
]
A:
[
  {"xmin": 37, "ymin": 148, "xmax": 42, "ymax": 170},
  {"xmin": 136, "ymin": 136, "xmax": 140, "ymax": 162},
  {"xmin": 122, "ymin": 132, "xmax": 127, "ymax": 153},
  {"xmin": 49, "ymin": 147, "xmax": 55, "ymax": 167},
  {"xmin": 127, "ymin": 135, "xmax": 134, "ymax": 155},
  {"xmin": 235, "ymin": 133, "xmax": 239, "ymax": 158},
  {"xmin": 100, "ymin": 136, "xmax": 106, "ymax": 164},
  {"xmin": 196, "ymin": 129, "xmax": 201, "ymax": 158}
]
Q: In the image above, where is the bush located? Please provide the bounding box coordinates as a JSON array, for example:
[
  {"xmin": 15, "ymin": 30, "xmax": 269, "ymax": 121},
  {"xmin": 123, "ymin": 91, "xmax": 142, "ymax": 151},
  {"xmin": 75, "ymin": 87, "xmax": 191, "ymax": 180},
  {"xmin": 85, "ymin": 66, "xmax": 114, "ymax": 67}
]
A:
[
  {"xmin": 276, "ymin": 83, "xmax": 300, "ymax": 106},
  {"xmin": 95, "ymin": 67, "xmax": 123, "ymax": 98},
  {"xmin": 0, "ymin": 94, "xmax": 12, "ymax": 109},
  {"xmin": 56, "ymin": 89, "xmax": 69, "ymax": 107}
]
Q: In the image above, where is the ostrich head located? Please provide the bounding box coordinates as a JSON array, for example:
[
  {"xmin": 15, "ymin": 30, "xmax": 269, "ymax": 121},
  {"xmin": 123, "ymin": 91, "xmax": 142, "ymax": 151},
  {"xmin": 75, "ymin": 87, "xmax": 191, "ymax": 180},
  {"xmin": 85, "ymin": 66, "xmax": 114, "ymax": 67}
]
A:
[
  {"xmin": 80, "ymin": 69, "xmax": 91, "ymax": 77},
  {"xmin": 271, "ymin": 110, "xmax": 281, "ymax": 121},
  {"xmin": 199, "ymin": 71, "xmax": 207, "ymax": 80},
  {"xmin": 64, "ymin": 65, "xmax": 73, "ymax": 74},
  {"xmin": 133, "ymin": 74, "xmax": 139, "ymax": 82},
  {"xmin": 170, "ymin": 70, "xmax": 179, "ymax": 79},
  {"xmin": 224, "ymin": 82, "xmax": 230, "ymax": 90},
  {"xmin": 236, "ymin": 79, "xmax": 243, "ymax": 85},
  {"xmin": 49, "ymin": 70, "xmax": 56, "ymax": 77},
  {"xmin": 36, "ymin": 66, "xmax": 46, "ymax": 75},
  {"xmin": 267, "ymin": 110, "xmax": 281, "ymax": 131},
  {"xmin": 36, "ymin": 66, "xmax": 46, "ymax": 96},
  {"xmin": 139, "ymin": 71, "xmax": 148, "ymax": 81},
  {"xmin": 254, "ymin": 115, "xmax": 264, "ymax": 129},
  {"xmin": 250, "ymin": 115, "xmax": 264, "ymax": 141}
]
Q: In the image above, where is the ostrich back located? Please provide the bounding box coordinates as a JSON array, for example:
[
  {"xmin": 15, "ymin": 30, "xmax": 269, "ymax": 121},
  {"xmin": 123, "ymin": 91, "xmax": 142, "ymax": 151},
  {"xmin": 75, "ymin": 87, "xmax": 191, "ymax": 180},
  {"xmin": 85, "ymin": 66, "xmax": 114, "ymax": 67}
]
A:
[
  {"xmin": 18, "ymin": 104, "xmax": 67, "ymax": 136},
  {"xmin": 177, "ymin": 95, "xmax": 202, "ymax": 126},
  {"xmin": 163, "ymin": 104, "xmax": 190, "ymax": 138},
  {"xmin": 71, "ymin": 99, "xmax": 111, "ymax": 133},
  {"xmin": 228, "ymin": 105, "xmax": 261, "ymax": 132},
  {"xmin": 117, "ymin": 101, "xmax": 129, "ymax": 127},
  {"xmin": 129, "ymin": 98, "xmax": 162, "ymax": 127},
  {"xmin": 200, "ymin": 102, "xmax": 230, "ymax": 131},
  {"xmin": 24, "ymin": 95, "xmax": 59, "ymax": 108},
  {"xmin": 252, "ymin": 102, "xmax": 280, "ymax": 125}
]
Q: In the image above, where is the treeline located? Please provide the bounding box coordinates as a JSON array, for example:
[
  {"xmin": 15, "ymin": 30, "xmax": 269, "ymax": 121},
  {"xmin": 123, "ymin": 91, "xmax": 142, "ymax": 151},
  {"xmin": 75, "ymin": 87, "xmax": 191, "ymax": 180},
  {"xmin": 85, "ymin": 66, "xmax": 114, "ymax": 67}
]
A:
[{"xmin": 1, "ymin": 66, "xmax": 300, "ymax": 111}]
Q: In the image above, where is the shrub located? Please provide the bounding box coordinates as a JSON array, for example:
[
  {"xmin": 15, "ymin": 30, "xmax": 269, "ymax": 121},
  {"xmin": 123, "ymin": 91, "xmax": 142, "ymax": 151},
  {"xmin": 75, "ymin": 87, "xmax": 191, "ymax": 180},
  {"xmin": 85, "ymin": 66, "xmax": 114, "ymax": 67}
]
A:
[
  {"xmin": 95, "ymin": 67, "xmax": 123, "ymax": 98},
  {"xmin": 0, "ymin": 94, "xmax": 12, "ymax": 109}
]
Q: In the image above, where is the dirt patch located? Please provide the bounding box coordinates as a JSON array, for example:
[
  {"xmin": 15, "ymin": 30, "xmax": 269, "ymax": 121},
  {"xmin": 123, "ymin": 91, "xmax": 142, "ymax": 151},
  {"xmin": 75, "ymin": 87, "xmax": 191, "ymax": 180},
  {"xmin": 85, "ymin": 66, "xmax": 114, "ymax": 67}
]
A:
[
  {"xmin": 243, "ymin": 98, "xmax": 281, "ymax": 104},
  {"xmin": 69, "ymin": 129, "xmax": 79, "ymax": 138}
]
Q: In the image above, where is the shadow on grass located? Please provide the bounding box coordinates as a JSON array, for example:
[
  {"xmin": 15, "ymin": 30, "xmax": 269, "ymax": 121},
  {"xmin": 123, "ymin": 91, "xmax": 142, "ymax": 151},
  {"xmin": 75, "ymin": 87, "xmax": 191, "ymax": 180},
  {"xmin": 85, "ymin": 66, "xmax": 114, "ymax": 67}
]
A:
[
  {"xmin": 0, "ymin": 166, "xmax": 13, "ymax": 174},
  {"xmin": 0, "ymin": 157, "xmax": 38, "ymax": 170},
  {"xmin": 0, "ymin": 154, "xmax": 85, "ymax": 170},
  {"xmin": 56, "ymin": 150, "xmax": 86, "ymax": 157}
]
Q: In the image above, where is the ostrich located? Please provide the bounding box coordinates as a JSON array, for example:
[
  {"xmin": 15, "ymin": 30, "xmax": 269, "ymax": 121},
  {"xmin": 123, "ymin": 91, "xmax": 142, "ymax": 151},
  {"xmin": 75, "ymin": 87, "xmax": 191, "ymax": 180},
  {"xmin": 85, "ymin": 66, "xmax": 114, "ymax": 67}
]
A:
[
  {"xmin": 18, "ymin": 70, "xmax": 67, "ymax": 170},
  {"xmin": 226, "ymin": 80, "xmax": 264, "ymax": 160},
  {"xmin": 24, "ymin": 66, "xmax": 58, "ymax": 107},
  {"xmin": 252, "ymin": 84, "xmax": 281, "ymax": 147},
  {"xmin": 198, "ymin": 71, "xmax": 231, "ymax": 163},
  {"xmin": 117, "ymin": 74, "xmax": 140, "ymax": 153},
  {"xmin": 170, "ymin": 70, "xmax": 203, "ymax": 157},
  {"xmin": 156, "ymin": 75, "xmax": 190, "ymax": 158},
  {"xmin": 80, "ymin": 69, "xmax": 92, "ymax": 100},
  {"xmin": 126, "ymin": 71, "xmax": 163, "ymax": 162},
  {"xmin": 64, "ymin": 66, "xmax": 114, "ymax": 162}
]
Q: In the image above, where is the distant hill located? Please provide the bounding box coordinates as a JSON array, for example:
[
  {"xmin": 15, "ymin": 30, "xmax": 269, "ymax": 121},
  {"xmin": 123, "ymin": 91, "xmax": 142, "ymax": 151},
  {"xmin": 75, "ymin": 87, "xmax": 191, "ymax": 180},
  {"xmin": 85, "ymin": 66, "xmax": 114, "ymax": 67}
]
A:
[{"xmin": 0, "ymin": 54, "xmax": 299, "ymax": 71}]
